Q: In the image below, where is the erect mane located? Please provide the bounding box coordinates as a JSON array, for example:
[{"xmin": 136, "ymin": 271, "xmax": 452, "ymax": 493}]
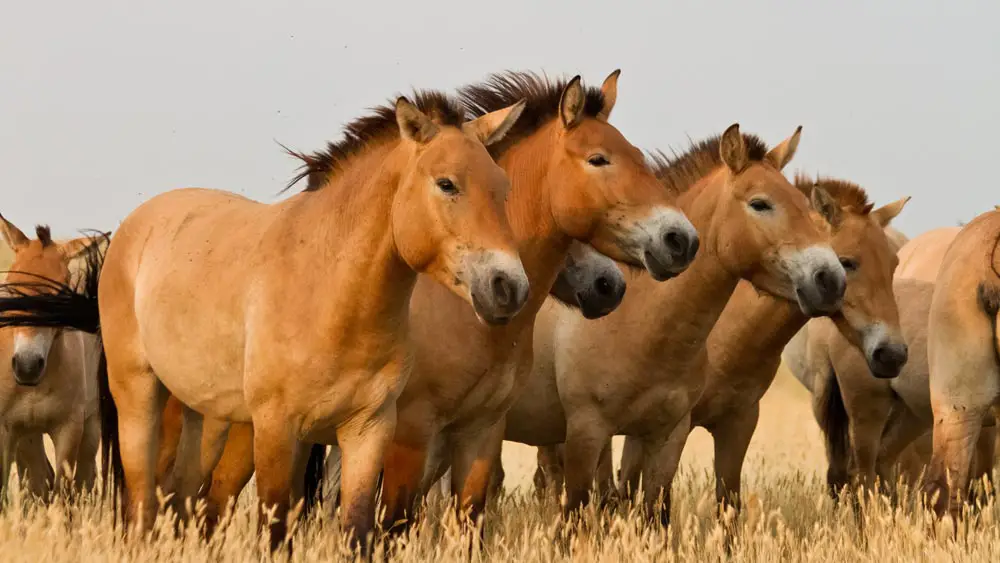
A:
[
  {"xmin": 459, "ymin": 71, "xmax": 606, "ymax": 157},
  {"xmin": 35, "ymin": 225, "xmax": 52, "ymax": 247},
  {"xmin": 794, "ymin": 173, "xmax": 871, "ymax": 213},
  {"xmin": 283, "ymin": 90, "xmax": 466, "ymax": 192},
  {"xmin": 646, "ymin": 133, "xmax": 770, "ymax": 195}
]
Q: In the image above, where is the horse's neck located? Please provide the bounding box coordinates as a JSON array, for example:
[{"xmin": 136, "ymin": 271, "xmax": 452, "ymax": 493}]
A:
[
  {"xmin": 640, "ymin": 176, "xmax": 741, "ymax": 364},
  {"xmin": 708, "ymin": 283, "xmax": 806, "ymax": 377},
  {"xmin": 277, "ymin": 145, "xmax": 417, "ymax": 345},
  {"xmin": 498, "ymin": 132, "xmax": 574, "ymax": 331}
]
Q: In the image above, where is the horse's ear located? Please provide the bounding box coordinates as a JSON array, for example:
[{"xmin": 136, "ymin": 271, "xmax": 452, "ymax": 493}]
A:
[
  {"xmin": 870, "ymin": 196, "xmax": 911, "ymax": 227},
  {"xmin": 597, "ymin": 69, "xmax": 621, "ymax": 122},
  {"xmin": 811, "ymin": 185, "xmax": 843, "ymax": 228},
  {"xmin": 719, "ymin": 123, "xmax": 748, "ymax": 174},
  {"xmin": 57, "ymin": 237, "xmax": 96, "ymax": 260},
  {"xmin": 395, "ymin": 97, "xmax": 440, "ymax": 145},
  {"xmin": 463, "ymin": 99, "xmax": 526, "ymax": 147},
  {"xmin": 0, "ymin": 213, "xmax": 29, "ymax": 251},
  {"xmin": 559, "ymin": 75, "xmax": 586, "ymax": 129},
  {"xmin": 765, "ymin": 126, "xmax": 803, "ymax": 171}
]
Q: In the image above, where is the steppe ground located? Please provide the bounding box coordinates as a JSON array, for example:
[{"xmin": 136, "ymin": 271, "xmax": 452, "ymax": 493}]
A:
[{"xmin": 1, "ymin": 367, "xmax": 997, "ymax": 562}]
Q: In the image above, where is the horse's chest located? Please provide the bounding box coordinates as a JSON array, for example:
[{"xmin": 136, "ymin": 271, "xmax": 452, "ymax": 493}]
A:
[{"xmin": 0, "ymin": 388, "xmax": 72, "ymax": 430}]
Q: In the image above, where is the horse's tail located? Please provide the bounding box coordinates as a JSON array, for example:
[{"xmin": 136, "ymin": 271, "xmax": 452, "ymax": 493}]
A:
[
  {"xmin": 302, "ymin": 444, "xmax": 327, "ymax": 517},
  {"xmin": 817, "ymin": 368, "xmax": 850, "ymax": 496},
  {"xmin": 96, "ymin": 339, "xmax": 124, "ymax": 522}
]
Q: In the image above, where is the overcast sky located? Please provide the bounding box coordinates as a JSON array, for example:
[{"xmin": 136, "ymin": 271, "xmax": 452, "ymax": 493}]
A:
[{"xmin": 2, "ymin": 0, "xmax": 997, "ymax": 240}]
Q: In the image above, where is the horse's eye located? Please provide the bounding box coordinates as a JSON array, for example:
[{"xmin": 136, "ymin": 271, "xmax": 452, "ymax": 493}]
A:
[
  {"xmin": 840, "ymin": 257, "xmax": 859, "ymax": 272},
  {"xmin": 436, "ymin": 178, "xmax": 458, "ymax": 195},
  {"xmin": 748, "ymin": 199, "xmax": 773, "ymax": 212},
  {"xmin": 587, "ymin": 154, "xmax": 610, "ymax": 167}
]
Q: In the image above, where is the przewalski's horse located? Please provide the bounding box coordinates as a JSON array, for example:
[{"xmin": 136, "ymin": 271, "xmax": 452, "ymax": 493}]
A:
[
  {"xmin": 610, "ymin": 177, "xmax": 908, "ymax": 514},
  {"xmin": 151, "ymin": 240, "xmax": 629, "ymax": 527},
  {"xmin": 503, "ymin": 125, "xmax": 846, "ymax": 525},
  {"xmin": 0, "ymin": 216, "xmax": 102, "ymax": 498},
  {"xmin": 922, "ymin": 209, "xmax": 1000, "ymax": 519},
  {"xmin": 375, "ymin": 71, "xmax": 696, "ymax": 534},
  {"xmin": 0, "ymin": 92, "xmax": 531, "ymax": 552}
]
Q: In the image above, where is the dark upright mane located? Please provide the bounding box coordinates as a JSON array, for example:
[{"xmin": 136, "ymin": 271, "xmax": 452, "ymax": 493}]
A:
[
  {"xmin": 794, "ymin": 173, "xmax": 871, "ymax": 214},
  {"xmin": 647, "ymin": 133, "xmax": 770, "ymax": 195},
  {"xmin": 283, "ymin": 90, "xmax": 466, "ymax": 192},
  {"xmin": 35, "ymin": 225, "xmax": 52, "ymax": 247},
  {"xmin": 459, "ymin": 71, "xmax": 606, "ymax": 157}
]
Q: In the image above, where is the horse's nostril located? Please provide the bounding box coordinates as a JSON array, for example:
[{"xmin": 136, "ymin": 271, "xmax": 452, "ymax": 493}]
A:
[
  {"xmin": 492, "ymin": 275, "xmax": 514, "ymax": 307},
  {"xmin": 664, "ymin": 231, "xmax": 684, "ymax": 256},
  {"xmin": 595, "ymin": 276, "xmax": 613, "ymax": 296}
]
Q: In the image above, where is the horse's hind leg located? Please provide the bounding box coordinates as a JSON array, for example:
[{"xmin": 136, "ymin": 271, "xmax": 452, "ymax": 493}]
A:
[
  {"xmin": 170, "ymin": 406, "xmax": 230, "ymax": 524},
  {"xmin": 970, "ymin": 425, "xmax": 996, "ymax": 503},
  {"xmin": 155, "ymin": 396, "xmax": 184, "ymax": 494},
  {"xmin": 204, "ymin": 422, "xmax": 255, "ymax": 536},
  {"xmin": 639, "ymin": 413, "xmax": 690, "ymax": 528},
  {"xmin": 111, "ymin": 362, "xmax": 169, "ymax": 534}
]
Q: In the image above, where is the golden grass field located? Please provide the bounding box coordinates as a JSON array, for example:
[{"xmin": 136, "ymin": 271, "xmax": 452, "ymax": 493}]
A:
[{"xmin": 1, "ymin": 368, "xmax": 998, "ymax": 562}]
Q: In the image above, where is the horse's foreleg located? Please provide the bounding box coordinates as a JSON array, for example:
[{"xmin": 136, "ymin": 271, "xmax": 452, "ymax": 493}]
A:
[
  {"xmin": 252, "ymin": 419, "xmax": 302, "ymax": 553},
  {"xmin": 337, "ymin": 407, "xmax": 396, "ymax": 555},
  {"xmin": 562, "ymin": 413, "xmax": 612, "ymax": 519},
  {"xmin": 448, "ymin": 419, "xmax": 505, "ymax": 531},
  {"xmin": 709, "ymin": 403, "xmax": 759, "ymax": 516},
  {"xmin": 533, "ymin": 444, "xmax": 565, "ymax": 501},
  {"xmin": 639, "ymin": 413, "xmax": 690, "ymax": 528},
  {"xmin": 50, "ymin": 416, "xmax": 85, "ymax": 496},
  {"xmin": 75, "ymin": 410, "xmax": 101, "ymax": 492},
  {"xmin": 379, "ymin": 434, "xmax": 430, "ymax": 534},
  {"xmin": 618, "ymin": 437, "xmax": 644, "ymax": 500},
  {"xmin": 13, "ymin": 432, "xmax": 52, "ymax": 498}
]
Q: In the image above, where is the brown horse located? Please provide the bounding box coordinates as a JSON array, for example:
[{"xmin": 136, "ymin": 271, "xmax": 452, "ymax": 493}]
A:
[
  {"xmin": 923, "ymin": 209, "xmax": 1000, "ymax": 518},
  {"xmin": 610, "ymin": 177, "xmax": 908, "ymax": 513},
  {"xmin": 503, "ymin": 125, "xmax": 846, "ymax": 525},
  {"xmin": 0, "ymin": 216, "xmax": 102, "ymax": 498},
  {"xmin": 0, "ymin": 92, "xmax": 531, "ymax": 552},
  {"xmin": 376, "ymin": 71, "xmax": 697, "ymax": 534}
]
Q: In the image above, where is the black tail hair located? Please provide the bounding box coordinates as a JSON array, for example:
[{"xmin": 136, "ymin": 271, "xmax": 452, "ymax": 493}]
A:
[
  {"xmin": 818, "ymin": 369, "xmax": 850, "ymax": 496},
  {"xmin": 0, "ymin": 232, "xmax": 123, "ymax": 517},
  {"xmin": 302, "ymin": 443, "xmax": 326, "ymax": 517}
]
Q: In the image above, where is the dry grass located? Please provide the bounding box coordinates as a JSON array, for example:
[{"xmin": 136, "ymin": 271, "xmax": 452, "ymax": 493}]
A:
[{"xmin": 3, "ymin": 368, "xmax": 998, "ymax": 562}]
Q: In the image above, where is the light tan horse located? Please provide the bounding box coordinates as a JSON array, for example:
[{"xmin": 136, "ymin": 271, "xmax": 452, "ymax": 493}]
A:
[
  {"xmin": 0, "ymin": 92, "xmax": 531, "ymax": 552},
  {"xmin": 894, "ymin": 226, "xmax": 961, "ymax": 282},
  {"xmin": 504, "ymin": 125, "xmax": 846, "ymax": 524},
  {"xmin": 151, "ymin": 240, "xmax": 629, "ymax": 524},
  {"xmin": 0, "ymin": 216, "xmax": 101, "ymax": 497},
  {"xmin": 610, "ymin": 177, "xmax": 908, "ymax": 513},
  {"xmin": 923, "ymin": 208, "xmax": 1000, "ymax": 518}
]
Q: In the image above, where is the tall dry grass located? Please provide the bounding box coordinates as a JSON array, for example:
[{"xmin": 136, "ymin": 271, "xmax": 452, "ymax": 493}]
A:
[{"xmin": 2, "ymin": 368, "xmax": 997, "ymax": 562}]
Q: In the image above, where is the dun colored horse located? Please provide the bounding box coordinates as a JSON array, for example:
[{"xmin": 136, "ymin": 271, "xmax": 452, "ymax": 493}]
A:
[
  {"xmin": 609, "ymin": 177, "xmax": 908, "ymax": 514},
  {"xmin": 0, "ymin": 92, "xmax": 531, "ymax": 552},
  {"xmin": 0, "ymin": 216, "xmax": 102, "ymax": 498},
  {"xmin": 504, "ymin": 125, "xmax": 846, "ymax": 525},
  {"xmin": 151, "ymin": 240, "xmax": 628, "ymax": 526},
  {"xmin": 922, "ymin": 209, "xmax": 1000, "ymax": 518}
]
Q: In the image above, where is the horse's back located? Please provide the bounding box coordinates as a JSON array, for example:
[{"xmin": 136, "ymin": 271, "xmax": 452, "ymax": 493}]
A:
[{"xmin": 895, "ymin": 226, "xmax": 961, "ymax": 282}]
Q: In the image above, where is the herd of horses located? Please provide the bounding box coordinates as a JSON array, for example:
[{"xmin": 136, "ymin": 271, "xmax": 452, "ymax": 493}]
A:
[{"xmin": 1, "ymin": 70, "xmax": 998, "ymax": 556}]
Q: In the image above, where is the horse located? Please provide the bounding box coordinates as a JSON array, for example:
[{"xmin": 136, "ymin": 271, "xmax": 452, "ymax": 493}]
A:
[
  {"xmin": 0, "ymin": 91, "xmax": 531, "ymax": 553},
  {"xmin": 922, "ymin": 209, "xmax": 1000, "ymax": 518},
  {"xmin": 151, "ymin": 239, "xmax": 629, "ymax": 527},
  {"xmin": 503, "ymin": 124, "xmax": 846, "ymax": 526},
  {"xmin": 0, "ymin": 216, "xmax": 103, "ymax": 499},
  {"xmin": 606, "ymin": 176, "xmax": 908, "ymax": 517}
]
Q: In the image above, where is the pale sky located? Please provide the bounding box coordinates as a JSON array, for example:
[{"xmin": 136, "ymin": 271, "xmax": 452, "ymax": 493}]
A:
[{"xmin": 2, "ymin": 0, "xmax": 998, "ymax": 239}]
